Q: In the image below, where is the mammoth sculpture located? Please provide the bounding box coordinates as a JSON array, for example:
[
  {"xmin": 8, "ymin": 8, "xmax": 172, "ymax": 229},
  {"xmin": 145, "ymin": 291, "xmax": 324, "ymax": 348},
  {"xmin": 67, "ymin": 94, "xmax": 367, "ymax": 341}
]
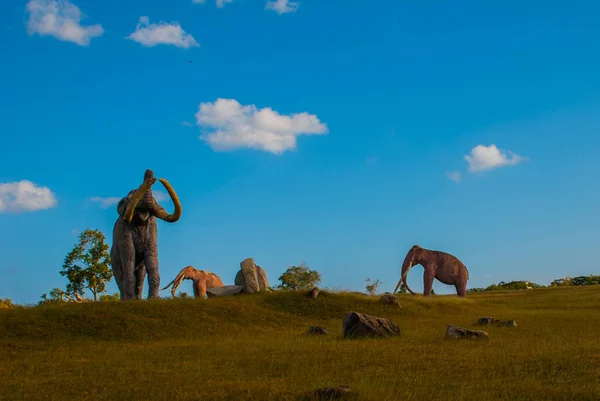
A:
[
  {"xmin": 161, "ymin": 265, "xmax": 225, "ymax": 298},
  {"xmin": 393, "ymin": 244, "xmax": 469, "ymax": 297},
  {"xmin": 110, "ymin": 169, "xmax": 182, "ymax": 300}
]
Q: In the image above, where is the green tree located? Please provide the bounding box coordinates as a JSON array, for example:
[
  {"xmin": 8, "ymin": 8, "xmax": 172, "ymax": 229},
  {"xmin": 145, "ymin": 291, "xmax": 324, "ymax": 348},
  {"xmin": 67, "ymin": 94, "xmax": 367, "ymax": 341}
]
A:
[
  {"xmin": 278, "ymin": 262, "xmax": 322, "ymax": 290},
  {"xmin": 0, "ymin": 298, "xmax": 17, "ymax": 309},
  {"xmin": 60, "ymin": 229, "xmax": 112, "ymax": 302},
  {"xmin": 39, "ymin": 288, "xmax": 70, "ymax": 305},
  {"xmin": 365, "ymin": 278, "xmax": 381, "ymax": 295}
]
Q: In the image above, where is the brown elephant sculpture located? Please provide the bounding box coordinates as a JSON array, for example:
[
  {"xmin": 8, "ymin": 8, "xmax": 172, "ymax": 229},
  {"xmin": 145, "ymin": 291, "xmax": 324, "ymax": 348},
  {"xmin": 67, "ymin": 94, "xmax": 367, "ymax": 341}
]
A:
[
  {"xmin": 393, "ymin": 245, "xmax": 469, "ymax": 297},
  {"xmin": 161, "ymin": 266, "xmax": 225, "ymax": 298}
]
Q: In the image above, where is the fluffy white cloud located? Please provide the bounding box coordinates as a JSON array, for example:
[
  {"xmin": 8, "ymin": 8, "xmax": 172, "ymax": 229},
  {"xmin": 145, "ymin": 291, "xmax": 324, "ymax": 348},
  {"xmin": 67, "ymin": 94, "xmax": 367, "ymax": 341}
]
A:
[
  {"xmin": 126, "ymin": 16, "xmax": 199, "ymax": 48},
  {"xmin": 25, "ymin": 0, "xmax": 104, "ymax": 46},
  {"xmin": 464, "ymin": 144, "xmax": 525, "ymax": 172},
  {"xmin": 89, "ymin": 196, "xmax": 120, "ymax": 209},
  {"xmin": 195, "ymin": 98, "xmax": 328, "ymax": 154},
  {"xmin": 265, "ymin": 0, "xmax": 299, "ymax": 14},
  {"xmin": 180, "ymin": 121, "xmax": 193, "ymax": 127},
  {"xmin": 216, "ymin": 0, "xmax": 233, "ymax": 7},
  {"xmin": 444, "ymin": 170, "xmax": 461, "ymax": 183},
  {"xmin": 89, "ymin": 191, "xmax": 170, "ymax": 209},
  {"xmin": 191, "ymin": 0, "xmax": 206, "ymax": 3},
  {"xmin": 0, "ymin": 180, "xmax": 57, "ymax": 213}
]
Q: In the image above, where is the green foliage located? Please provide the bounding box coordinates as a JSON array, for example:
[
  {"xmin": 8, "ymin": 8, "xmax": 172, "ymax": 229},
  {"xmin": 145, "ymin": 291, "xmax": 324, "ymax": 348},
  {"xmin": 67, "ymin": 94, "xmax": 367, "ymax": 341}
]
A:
[
  {"xmin": 0, "ymin": 298, "xmax": 17, "ymax": 309},
  {"xmin": 551, "ymin": 275, "xmax": 600, "ymax": 287},
  {"xmin": 39, "ymin": 288, "xmax": 70, "ymax": 305},
  {"xmin": 60, "ymin": 228, "xmax": 112, "ymax": 302},
  {"xmin": 397, "ymin": 284, "xmax": 407, "ymax": 294},
  {"xmin": 99, "ymin": 293, "xmax": 121, "ymax": 302},
  {"xmin": 364, "ymin": 278, "xmax": 381, "ymax": 295},
  {"xmin": 177, "ymin": 292, "xmax": 191, "ymax": 299},
  {"xmin": 430, "ymin": 289, "xmax": 436, "ymax": 295},
  {"xmin": 277, "ymin": 262, "xmax": 322, "ymax": 291},
  {"xmin": 468, "ymin": 280, "xmax": 545, "ymax": 292}
]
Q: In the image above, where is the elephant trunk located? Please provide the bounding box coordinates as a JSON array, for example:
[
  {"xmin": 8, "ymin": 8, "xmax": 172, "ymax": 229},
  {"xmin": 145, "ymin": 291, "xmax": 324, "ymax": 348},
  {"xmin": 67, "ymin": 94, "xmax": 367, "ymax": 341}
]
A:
[
  {"xmin": 394, "ymin": 250, "xmax": 418, "ymax": 295},
  {"xmin": 123, "ymin": 177, "xmax": 157, "ymax": 223},
  {"xmin": 153, "ymin": 178, "xmax": 182, "ymax": 223}
]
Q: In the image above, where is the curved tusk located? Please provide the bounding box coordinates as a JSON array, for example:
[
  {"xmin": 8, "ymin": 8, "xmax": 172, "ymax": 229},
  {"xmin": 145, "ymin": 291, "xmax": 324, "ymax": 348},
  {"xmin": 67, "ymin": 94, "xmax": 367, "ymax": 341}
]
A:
[
  {"xmin": 123, "ymin": 178, "xmax": 157, "ymax": 223},
  {"xmin": 154, "ymin": 178, "xmax": 182, "ymax": 223}
]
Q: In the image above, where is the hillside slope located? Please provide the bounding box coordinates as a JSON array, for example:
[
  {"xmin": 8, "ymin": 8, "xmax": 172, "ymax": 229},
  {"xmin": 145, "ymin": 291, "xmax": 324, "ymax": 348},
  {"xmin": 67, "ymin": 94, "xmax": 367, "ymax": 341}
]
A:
[{"xmin": 1, "ymin": 287, "xmax": 600, "ymax": 400}]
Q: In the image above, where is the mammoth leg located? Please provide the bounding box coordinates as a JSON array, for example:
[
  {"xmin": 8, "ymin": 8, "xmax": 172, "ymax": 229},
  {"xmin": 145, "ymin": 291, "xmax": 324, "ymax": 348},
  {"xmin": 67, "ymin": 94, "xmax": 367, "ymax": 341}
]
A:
[
  {"xmin": 135, "ymin": 263, "xmax": 146, "ymax": 300},
  {"xmin": 119, "ymin": 243, "xmax": 136, "ymax": 300},
  {"xmin": 111, "ymin": 250, "xmax": 124, "ymax": 298},
  {"xmin": 455, "ymin": 280, "xmax": 467, "ymax": 297},
  {"xmin": 423, "ymin": 268, "xmax": 435, "ymax": 296},
  {"xmin": 196, "ymin": 279, "xmax": 207, "ymax": 299}
]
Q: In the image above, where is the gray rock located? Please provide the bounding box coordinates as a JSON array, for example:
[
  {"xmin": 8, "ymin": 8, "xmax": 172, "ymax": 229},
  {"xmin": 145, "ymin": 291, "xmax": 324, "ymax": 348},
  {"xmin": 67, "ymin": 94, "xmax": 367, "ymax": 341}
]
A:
[
  {"xmin": 477, "ymin": 316, "xmax": 498, "ymax": 325},
  {"xmin": 379, "ymin": 294, "xmax": 401, "ymax": 307},
  {"xmin": 312, "ymin": 385, "xmax": 352, "ymax": 400},
  {"xmin": 342, "ymin": 311, "xmax": 401, "ymax": 338},
  {"xmin": 445, "ymin": 325, "xmax": 489, "ymax": 340},
  {"xmin": 206, "ymin": 285, "xmax": 245, "ymax": 298},
  {"xmin": 497, "ymin": 320, "xmax": 517, "ymax": 327},
  {"xmin": 307, "ymin": 326, "xmax": 331, "ymax": 335},
  {"xmin": 308, "ymin": 287, "xmax": 320, "ymax": 298},
  {"xmin": 256, "ymin": 265, "xmax": 270, "ymax": 291},
  {"xmin": 237, "ymin": 258, "xmax": 260, "ymax": 293}
]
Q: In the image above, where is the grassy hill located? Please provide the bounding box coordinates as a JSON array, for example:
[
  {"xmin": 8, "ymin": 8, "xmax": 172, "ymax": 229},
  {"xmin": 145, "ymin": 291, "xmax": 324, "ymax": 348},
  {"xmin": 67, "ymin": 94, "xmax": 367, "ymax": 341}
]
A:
[{"xmin": 1, "ymin": 286, "xmax": 599, "ymax": 400}]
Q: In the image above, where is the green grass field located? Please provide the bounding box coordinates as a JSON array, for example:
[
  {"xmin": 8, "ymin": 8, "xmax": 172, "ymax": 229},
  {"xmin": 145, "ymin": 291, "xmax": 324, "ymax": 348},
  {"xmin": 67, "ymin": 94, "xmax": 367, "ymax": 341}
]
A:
[{"xmin": 2, "ymin": 286, "xmax": 599, "ymax": 401}]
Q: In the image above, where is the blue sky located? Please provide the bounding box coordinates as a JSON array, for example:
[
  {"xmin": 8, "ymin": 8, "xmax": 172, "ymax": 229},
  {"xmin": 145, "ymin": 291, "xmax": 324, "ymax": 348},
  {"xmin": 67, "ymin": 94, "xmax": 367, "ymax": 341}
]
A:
[{"xmin": 1, "ymin": 0, "xmax": 600, "ymax": 304}]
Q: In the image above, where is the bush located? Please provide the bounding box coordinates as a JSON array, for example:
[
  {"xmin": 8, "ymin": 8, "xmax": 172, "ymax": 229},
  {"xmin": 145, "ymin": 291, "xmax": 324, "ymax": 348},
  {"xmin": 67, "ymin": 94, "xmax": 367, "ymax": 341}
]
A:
[
  {"xmin": 365, "ymin": 278, "xmax": 381, "ymax": 295},
  {"xmin": 278, "ymin": 262, "xmax": 322, "ymax": 291},
  {"xmin": 0, "ymin": 298, "xmax": 17, "ymax": 309}
]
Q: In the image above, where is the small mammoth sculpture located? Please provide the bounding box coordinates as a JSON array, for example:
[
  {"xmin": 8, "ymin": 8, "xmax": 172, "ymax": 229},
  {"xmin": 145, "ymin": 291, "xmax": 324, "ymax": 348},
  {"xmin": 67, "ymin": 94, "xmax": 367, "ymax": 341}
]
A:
[
  {"xmin": 110, "ymin": 169, "xmax": 182, "ymax": 300},
  {"xmin": 393, "ymin": 244, "xmax": 469, "ymax": 297},
  {"xmin": 161, "ymin": 266, "xmax": 224, "ymax": 298}
]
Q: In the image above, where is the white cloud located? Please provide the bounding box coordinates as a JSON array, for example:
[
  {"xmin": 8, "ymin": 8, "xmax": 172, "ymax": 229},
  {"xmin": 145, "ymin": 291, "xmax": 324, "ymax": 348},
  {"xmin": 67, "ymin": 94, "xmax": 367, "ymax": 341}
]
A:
[
  {"xmin": 464, "ymin": 144, "xmax": 525, "ymax": 172},
  {"xmin": 191, "ymin": 0, "xmax": 206, "ymax": 3},
  {"xmin": 126, "ymin": 16, "xmax": 199, "ymax": 48},
  {"xmin": 180, "ymin": 121, "xmax": 193, "ymax": 127},
  {"xmin": 444, "ymin": 170, "xmax": 461, "ymax": 183},
  {"xmin": 265, "ymin": 0, "xmax": 299, "ymax": 14},
  {"xmin": 89, "ymin": 196, "xmax": 120, "ymax": 209},
  {"xmin": 25, "ymin": 0, "xmax": 104, "ymax": 46},
  {"xmin": 0, "ymin": 180, "xmax": 57, "ymax": 213},
  {"xmin": 216, "ymin": 0, "xmax": 233, "ymax": 7},
  {"xmin": 195, "ymin": 98, "xmax": 328, "ymax": 154},
  {"xmin": 89, "ymin": 191, "xmax": 170, "ymax": 209}
]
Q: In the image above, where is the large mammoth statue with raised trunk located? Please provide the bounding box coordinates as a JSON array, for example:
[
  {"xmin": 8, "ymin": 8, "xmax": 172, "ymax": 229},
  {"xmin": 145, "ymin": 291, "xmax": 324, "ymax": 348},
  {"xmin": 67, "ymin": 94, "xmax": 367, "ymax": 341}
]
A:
[
  {"xmin": 110, "ymin": 169, "xmax": 182, "ymax": 300},
  {"xmin": 393, "ymin": 244, "xmax": 469, "ymax": 297}
]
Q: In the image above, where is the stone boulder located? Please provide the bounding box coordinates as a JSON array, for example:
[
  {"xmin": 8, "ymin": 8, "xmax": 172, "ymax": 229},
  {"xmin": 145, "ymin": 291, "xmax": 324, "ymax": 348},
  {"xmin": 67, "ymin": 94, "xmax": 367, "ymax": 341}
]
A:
[
  {"xmin": 497, "ymin": 320, "xmax": 517, "ymax": 327},
  {"xmin": 445, "ymin": 325, "xmax": 489, "ymax": 340},
  {"xmin": 342, "ymin": 311, "xmax": 401, "ymax": 339},
  {"xmin": 206, "ymin": 285, "xmax": 244, "ymax": 298},
  {"xmin": 307, "ymin": 326, "xmax": 331, "ymax": 335},
  {"xmin": 477, "ymin": 316, "xmax": 499, "ymax": 325},
  {"xmin": 234, "ymin": 258, "xmax": 270, "ymax": 293},
  {"xmin": 308, "ymin": 287, "xmax": 320, "ymax": 298},
  {"xmin": 379, "ymin": 294, "xmax": 401, "ymax": 307}
]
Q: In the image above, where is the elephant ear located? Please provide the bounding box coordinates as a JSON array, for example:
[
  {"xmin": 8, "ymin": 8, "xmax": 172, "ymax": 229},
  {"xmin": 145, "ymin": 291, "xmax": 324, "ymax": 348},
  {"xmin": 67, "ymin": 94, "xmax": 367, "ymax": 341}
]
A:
[{"xmin": 116, "ymin": 190, "xmax": 136, "ymax": 217}]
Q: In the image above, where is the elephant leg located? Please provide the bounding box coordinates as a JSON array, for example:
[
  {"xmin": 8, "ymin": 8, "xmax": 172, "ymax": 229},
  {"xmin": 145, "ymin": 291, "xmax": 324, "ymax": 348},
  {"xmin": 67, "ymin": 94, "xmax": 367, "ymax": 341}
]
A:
[
  {"xmin": 119, "ymin": 246, "xmax": 136, "ymax": 300},
  {"xmin": 455, "ymin": 280, "xmax": 467, "ymax": 297},
  {"xmin": 144, "ymin": 249, "xmax": 160, "ymax": 299},
  {"xmin": 111, "ymin": 253, "xmax": 124, "ymax": 298},
  {"xmin": 135, "ymin": 263, "xmax": 146, "ymax": 300},
  {"xmin": 423, "ymin": 269, "xmax": 435, "ymax": 296},
  {"xmin": 196, "ymin": 280, "xmax": 207, "ymax": 299}
]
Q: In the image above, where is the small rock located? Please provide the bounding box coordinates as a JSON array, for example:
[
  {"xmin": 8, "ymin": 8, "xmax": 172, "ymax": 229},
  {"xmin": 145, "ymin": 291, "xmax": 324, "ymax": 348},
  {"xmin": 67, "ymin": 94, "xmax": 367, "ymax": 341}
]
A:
[
  {"xmin": 206, "ymin": 285, "xmax": 245, "ymax": 298},
  {"xmin": 307, "ymin": 326, "xmax": 331, "ymax": 335},
  {"xmin": 312, "ymin": 385, "xmax": 352, "ymax": 400},
  {"xmin": 497, "ymin": 320, "xmax": 517, "ymax": 327},
  {"xmin": 477, "ymin": 316, "xmax": 498, "ymax": 325},
  {"xmin": 379, "ymin": 294, "xmax": 401, "ymax": 307},
  {"xmin": 445, "ymin": 325, "xmax": 489, "ymax": 340},
  {"xmin": 342, "ymin": 311, "xmax": 401, "ymax": 338},
  {"xmin": 308, "ymin": 287, "xmax": 320, "ymax": 298}
]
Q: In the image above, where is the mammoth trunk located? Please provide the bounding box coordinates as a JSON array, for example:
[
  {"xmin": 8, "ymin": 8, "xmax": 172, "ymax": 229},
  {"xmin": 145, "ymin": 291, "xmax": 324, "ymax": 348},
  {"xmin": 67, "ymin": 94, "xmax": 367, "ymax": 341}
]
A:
[
  {"xmin": 394, "ymin": 252, "xmax": 417, "ymax": 295},
  {"xmin": 153, "ymin": 178, "xmax": 182, "ymax": 223}
]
